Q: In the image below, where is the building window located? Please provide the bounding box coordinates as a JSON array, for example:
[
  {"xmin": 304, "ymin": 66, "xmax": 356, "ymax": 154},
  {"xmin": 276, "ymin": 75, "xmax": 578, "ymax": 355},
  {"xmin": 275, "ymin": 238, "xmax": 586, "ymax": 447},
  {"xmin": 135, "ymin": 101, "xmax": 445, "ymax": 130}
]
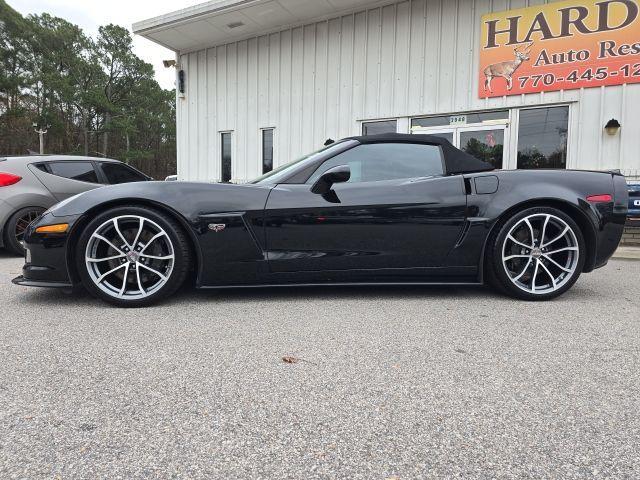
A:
[
  {"xmin": 517, "ymin": 106, "xmax": 569, "ymax": 169},
  {"xmin": 362, "ymin": 120, "xmax": 397, "ymax": 136},
  {"xmin": 262, "ymin": 129, "xmax": 274, "ymax": 174},
  {"xmin": 221, "ymin": 132, "xmax": 232, "ymax": 182}
]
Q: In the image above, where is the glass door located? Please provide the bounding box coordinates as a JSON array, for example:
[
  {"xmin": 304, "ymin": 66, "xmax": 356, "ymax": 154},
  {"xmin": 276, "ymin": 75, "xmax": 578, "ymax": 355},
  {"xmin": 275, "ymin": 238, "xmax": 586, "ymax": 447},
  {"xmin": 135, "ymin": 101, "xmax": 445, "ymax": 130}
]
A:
[
  {"xmin": 457, "ymin": 125, "xmax": 508, "ymax": 169},
  {"xmin": 412, "ymin": 124, "xmax": 508, "ymax": 169}
]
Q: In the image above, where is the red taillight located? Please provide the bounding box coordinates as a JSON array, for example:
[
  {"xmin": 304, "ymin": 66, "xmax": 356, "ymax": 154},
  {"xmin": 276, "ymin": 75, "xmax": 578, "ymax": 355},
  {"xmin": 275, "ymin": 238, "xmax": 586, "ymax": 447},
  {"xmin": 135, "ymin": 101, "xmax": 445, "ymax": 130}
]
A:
[
  {"xmin": 0, "ymin": 172, "xmax": 21, "ymax": 187},
  {"xmin": 586, "ymin": 194, "xmax": 613, "ymax": 203}
]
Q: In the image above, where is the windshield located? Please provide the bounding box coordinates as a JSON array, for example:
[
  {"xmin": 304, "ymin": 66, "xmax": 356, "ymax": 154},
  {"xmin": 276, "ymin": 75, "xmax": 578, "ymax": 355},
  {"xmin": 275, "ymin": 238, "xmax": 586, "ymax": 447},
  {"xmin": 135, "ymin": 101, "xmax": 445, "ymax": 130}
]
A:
[{"xmin": 250, "ymin": 141, "xmax": 351, "ymax": 184}]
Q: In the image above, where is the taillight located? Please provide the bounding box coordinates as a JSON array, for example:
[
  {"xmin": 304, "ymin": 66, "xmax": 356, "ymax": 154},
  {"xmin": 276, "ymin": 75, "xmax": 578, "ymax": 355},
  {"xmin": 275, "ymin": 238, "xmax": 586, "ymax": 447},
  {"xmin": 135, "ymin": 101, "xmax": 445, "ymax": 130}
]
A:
[
  {"xmin": 586, "ymin": 194, "xmax": 613, "ymax": 203},
  {"xmin": 0, "ymin": 172, "xmax": 21, "ymax": 187}
]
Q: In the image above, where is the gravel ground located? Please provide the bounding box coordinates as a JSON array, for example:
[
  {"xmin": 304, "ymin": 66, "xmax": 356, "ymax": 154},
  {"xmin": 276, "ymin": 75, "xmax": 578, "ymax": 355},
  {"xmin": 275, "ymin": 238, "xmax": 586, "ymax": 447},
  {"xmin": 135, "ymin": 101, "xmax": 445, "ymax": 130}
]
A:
[{"xmin": 0, "ymin": 252, "xmax": 639, "ymax": 479}]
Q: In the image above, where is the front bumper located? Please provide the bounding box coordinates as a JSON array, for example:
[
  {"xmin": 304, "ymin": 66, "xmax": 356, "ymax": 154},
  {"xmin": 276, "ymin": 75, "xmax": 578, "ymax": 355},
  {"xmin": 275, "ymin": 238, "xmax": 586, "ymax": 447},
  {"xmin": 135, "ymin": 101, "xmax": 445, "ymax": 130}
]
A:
[{"xmin": 17, "ymin": 212, "xmax": 82, "ymax": 288}]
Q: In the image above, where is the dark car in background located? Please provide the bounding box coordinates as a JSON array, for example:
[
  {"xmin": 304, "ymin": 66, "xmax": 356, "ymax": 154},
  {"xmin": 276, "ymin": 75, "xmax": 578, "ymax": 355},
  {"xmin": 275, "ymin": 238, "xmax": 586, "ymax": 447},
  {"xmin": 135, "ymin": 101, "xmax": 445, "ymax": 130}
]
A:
[
  {"xmin": 0, "ymin": 155, "xmax": 150, "ymax": 255},
  {"xmin": 627, "ymin": 182, "xmax": 640, "ymax": 227}
]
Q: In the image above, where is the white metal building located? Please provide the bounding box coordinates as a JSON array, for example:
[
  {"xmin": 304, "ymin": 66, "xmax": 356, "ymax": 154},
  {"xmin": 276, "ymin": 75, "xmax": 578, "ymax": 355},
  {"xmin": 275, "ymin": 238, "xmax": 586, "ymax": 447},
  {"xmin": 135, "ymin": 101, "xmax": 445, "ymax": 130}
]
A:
[{"xmin": 133, "ymin": 0, "xmax": 640, "ymax": 183}]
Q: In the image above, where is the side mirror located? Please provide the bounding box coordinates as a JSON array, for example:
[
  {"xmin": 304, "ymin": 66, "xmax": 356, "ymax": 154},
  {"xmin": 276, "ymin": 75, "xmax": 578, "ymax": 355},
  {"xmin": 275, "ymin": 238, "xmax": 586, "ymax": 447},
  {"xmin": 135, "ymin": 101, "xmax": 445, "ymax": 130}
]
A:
[{"xmin": 310, "ymin": 165, "xmax": 350, "ymax": 194}]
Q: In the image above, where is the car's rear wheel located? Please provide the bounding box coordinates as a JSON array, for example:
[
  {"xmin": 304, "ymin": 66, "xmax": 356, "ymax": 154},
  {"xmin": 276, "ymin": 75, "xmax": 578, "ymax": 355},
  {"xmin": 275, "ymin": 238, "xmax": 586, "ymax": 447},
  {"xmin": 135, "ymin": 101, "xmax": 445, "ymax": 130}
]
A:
[
  {"xmin": 487, "ymin": 207, "xmax": 585, "ymax": 300},
  {"xmin": 76, "ymin": 206, "xmax": 191, "ymax": 307},
  {"xmin": 4, "ymin": 207, "xmax": 45, "ymax": 256}
]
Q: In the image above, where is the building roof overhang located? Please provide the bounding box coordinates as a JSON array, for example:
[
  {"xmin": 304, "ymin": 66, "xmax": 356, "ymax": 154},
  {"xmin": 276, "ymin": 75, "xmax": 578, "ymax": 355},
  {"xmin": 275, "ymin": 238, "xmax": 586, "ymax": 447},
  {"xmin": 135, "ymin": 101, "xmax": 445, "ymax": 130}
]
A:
[{"xmin": 133, "ymin": 0, "xmax": 379, "ymax": 53}]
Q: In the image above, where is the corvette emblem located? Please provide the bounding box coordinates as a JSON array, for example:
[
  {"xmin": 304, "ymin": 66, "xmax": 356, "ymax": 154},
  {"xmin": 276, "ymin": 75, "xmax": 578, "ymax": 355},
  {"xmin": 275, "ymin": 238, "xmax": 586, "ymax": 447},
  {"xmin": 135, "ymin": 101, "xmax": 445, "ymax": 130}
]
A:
[{"xmin": 208, "ymin": 223, "xmax": 226, "ymax": 232}]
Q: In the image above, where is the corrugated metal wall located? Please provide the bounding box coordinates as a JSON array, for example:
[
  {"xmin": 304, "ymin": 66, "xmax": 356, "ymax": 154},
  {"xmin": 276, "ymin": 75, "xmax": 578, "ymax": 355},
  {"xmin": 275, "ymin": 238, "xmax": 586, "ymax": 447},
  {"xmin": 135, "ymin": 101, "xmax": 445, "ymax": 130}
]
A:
[{"xmin": 177, "ymin": 0, "xmax": 640, "ymax": 182}]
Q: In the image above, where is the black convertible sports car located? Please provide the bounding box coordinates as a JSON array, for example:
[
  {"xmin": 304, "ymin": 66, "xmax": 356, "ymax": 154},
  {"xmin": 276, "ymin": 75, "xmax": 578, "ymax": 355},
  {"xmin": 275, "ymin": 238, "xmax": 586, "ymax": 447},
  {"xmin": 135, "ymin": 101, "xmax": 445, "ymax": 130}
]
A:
[{"xmin": 13, "ymin": 134, "xmax": 628, "ymax": 307}]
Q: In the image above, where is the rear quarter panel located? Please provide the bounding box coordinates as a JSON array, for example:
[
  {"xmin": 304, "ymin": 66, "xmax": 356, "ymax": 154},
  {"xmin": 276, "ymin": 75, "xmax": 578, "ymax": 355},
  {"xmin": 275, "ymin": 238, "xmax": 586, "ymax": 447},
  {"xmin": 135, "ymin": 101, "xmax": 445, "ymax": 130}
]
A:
[
  {"xmin": 451, "ymin": 170, "xmax": 625, "ymax": 274},
  {"xmin": 0, "ymin": 159, "xmax": 57, "ymax": 246},
  {"xmin": 28, "ymin": 165, "xmax": 101, "ymax": 201},
  {"xmin": 0, "ymin": 159, "xmax": 57, "ymax": 207}
]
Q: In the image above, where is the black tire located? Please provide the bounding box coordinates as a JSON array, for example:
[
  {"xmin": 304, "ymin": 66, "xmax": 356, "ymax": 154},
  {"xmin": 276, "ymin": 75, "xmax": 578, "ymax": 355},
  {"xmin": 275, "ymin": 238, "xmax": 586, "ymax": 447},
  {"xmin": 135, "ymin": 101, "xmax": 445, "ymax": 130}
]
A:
[
  {"xmin": 486, "ymin": 207, "xmax": 586, "ymax": 301},
  {"xmin": 75, "ymin": 206, "xmax": 192, "ymax": 307},
  {"xmin": 4, "ymin": 207, "xmax": 45, "ymax": 256}
]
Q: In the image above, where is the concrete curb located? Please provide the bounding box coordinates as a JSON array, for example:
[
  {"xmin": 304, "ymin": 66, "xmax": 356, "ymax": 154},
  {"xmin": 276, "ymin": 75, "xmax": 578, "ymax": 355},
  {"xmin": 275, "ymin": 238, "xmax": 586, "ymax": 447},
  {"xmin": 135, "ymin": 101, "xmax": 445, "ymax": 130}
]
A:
[{"xmin": 612, "ymin": 246, "xmax": 640, "ymax": 260}]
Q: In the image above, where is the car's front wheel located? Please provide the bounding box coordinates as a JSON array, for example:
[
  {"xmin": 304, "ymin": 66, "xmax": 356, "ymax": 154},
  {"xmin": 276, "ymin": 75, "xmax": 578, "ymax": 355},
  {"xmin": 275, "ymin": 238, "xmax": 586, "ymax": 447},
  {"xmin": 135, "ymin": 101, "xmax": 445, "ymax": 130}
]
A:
[
  {"xmin": 4, "ymin": 207, "xmax": 45, "ymax": 256},
  {"xmin": 487, "ymin": 207, "xmax": 585, "ymax": 300},
  {"xmin": 76, "ymin": 206, "xmax": 191, "ymax": 307}
]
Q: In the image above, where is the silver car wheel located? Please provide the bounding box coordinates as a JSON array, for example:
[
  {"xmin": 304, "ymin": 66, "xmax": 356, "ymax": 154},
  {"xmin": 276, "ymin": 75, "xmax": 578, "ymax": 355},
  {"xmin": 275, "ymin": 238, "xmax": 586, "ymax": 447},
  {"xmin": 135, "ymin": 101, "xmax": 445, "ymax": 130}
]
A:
[
  {"xmin": 85, "ymin": 215, "xmax": 175, "ymax": 300},
  {"xmin": 501, "ymin": 213, "xmax": 579, "ymax": 295}
]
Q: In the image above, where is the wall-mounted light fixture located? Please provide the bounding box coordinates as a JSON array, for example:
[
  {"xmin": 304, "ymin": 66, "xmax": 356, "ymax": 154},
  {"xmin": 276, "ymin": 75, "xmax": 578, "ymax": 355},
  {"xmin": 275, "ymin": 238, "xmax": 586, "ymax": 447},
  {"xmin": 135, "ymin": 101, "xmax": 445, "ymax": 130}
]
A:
[
  {"xmin": 604, "ymin": 118, "xmax": 621, "ymax": 136},
  {"xmin": 163, "ymin": 59, "xmax": 185, "ymax": 97}
]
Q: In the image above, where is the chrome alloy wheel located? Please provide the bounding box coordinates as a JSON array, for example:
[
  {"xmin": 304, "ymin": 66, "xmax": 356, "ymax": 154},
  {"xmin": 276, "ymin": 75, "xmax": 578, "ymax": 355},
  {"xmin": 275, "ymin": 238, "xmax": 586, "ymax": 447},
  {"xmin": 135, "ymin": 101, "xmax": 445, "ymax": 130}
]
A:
[
  {"xmin": 85, "ymin": 215, "xmax": 175, "ymax": 300},
  {"xmin": 501, "ymin": 213, "xmax": 579, "ymax": 295}
]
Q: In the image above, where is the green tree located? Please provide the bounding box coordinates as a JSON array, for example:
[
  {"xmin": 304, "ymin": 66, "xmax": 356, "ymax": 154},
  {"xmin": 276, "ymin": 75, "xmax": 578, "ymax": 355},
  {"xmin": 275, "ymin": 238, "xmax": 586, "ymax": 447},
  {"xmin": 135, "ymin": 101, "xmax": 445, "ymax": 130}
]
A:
[
  {"xmin": 96, "ymin": 24, "xmax": 152, "ymax": 157},
  {"xmin": 0, "ymin": 2, "xmax": 176, "ymax": 178},
  {"xmin": 0, "ymin": 0, "xmax": 37, "ymax": 153}
]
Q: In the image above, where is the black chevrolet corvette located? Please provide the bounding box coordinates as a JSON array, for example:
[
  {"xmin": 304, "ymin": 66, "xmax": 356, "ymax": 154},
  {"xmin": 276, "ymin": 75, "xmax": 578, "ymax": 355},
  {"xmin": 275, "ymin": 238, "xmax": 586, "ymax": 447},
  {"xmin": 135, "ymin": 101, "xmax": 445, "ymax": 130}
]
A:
[{"xmin": 14, "ymin": 134, "xmax": 628, "ymax": 307}]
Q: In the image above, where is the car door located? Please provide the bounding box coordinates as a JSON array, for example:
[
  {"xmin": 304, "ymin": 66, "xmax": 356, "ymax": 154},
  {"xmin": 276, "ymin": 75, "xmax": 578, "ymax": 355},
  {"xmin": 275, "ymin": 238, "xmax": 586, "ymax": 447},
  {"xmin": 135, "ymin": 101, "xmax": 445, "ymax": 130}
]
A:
[
  {"xmin": 263, "ymin": 142, "xmax": 467, "ymax": 274},
  {"xmin": 29, "ymin": 160, "xmax": 102, "ymax": 201}
]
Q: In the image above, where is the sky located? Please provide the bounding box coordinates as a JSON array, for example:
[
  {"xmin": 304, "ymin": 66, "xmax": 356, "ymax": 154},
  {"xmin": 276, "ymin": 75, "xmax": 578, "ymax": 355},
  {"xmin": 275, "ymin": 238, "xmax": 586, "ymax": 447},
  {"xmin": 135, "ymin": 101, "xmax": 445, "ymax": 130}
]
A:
[{"xmin": 11, "ymin": 0, "xmax": 205, "ymax": 90}]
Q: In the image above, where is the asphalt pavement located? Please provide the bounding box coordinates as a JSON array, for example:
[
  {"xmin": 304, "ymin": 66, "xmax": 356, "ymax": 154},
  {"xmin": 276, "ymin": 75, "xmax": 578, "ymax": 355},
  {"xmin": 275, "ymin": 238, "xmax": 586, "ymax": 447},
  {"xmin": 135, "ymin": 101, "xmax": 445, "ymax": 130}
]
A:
[{"xmin": 0, "ymin": 252, "xmax": 639, "ymax": 479}]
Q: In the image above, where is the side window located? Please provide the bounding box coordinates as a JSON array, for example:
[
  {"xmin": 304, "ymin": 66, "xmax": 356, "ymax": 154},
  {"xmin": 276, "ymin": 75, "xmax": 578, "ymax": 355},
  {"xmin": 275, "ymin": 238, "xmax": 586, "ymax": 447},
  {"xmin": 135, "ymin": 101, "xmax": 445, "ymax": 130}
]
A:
[
  {"xmin": 517, "ymin": 106, "xmax": 569, "ymax": 169},
  {"xmin": 306, "ymin": 143, "xmax": 443, "ymax": 184},
  {"xmin": 262, "ymin": 128, "xmax": 274, "ymax": 174},
  {"xmin": 101, "ymin": 163, "xmax": 148, "ymax": 184},
  {"xmin": 221, "ymin": 132, "xmax": 232, "ymax": 182},
  {"xmin": 47, "ymin": 162, "xmax": 99, "ymax": 183},
  {"xmin": 362, "ymin": 120, "xmax": 397, "ymax": 135}
]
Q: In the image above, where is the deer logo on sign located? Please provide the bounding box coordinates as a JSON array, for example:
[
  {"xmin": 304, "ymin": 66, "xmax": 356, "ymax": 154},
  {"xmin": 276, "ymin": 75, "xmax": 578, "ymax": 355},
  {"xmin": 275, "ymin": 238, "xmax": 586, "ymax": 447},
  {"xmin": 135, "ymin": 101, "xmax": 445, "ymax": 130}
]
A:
[{"xmin": 483, "ymin": 42, "xmax": 533, "ymax": 92}]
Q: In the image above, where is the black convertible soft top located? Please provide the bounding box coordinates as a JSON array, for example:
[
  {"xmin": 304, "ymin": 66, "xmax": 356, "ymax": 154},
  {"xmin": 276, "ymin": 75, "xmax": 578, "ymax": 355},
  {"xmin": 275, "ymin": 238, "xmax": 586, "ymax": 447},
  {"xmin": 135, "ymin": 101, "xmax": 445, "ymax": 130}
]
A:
[{"xmin": 347, "ymin": 133, "xmax": 494, "ymax": 175}]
